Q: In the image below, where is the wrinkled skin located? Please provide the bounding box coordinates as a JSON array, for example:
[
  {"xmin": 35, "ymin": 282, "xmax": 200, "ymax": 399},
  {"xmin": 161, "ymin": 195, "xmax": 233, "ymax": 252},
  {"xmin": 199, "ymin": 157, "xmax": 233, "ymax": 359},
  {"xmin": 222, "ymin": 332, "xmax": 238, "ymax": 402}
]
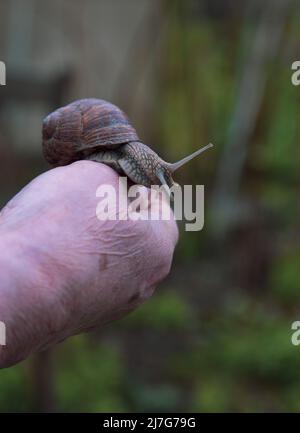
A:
[{"xmin": 0, "ymin": 161, "xmax": 178, "ymax": 368}]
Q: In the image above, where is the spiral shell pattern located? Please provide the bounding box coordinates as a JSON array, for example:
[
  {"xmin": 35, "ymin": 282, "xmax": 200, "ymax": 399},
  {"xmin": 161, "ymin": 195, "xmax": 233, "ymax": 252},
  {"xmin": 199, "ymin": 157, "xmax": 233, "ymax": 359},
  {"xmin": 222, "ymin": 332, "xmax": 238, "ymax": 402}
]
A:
[{"xmin": 42, "ymin": 98, "xmax": 140, "ymax": 166}]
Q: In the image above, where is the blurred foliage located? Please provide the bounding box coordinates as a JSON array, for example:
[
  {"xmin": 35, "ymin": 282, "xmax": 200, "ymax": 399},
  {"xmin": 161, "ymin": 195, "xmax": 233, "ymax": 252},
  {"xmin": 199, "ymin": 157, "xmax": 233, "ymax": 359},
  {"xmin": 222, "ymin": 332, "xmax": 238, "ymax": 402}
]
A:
[
  {"xmin": 1, "ymin": 0, "xmax": 300, "ymax": 414},
  {"xmin": 0, "ymin": 361, "xmax": 31, "ymax": 412},
  {"xmin": 123, "ymin": 291, "xmax": 192, "ymax": 330},
  {"xmin": 55, "ymin": 336, "xmax": 126, "ymax": 412},
  {"xmin": 170, "ymin": 296, "xmax": 300, "ymax": 412},
  {"xmin": 271, "ymin": 249, "xmax": 300, "ymax": 305}
]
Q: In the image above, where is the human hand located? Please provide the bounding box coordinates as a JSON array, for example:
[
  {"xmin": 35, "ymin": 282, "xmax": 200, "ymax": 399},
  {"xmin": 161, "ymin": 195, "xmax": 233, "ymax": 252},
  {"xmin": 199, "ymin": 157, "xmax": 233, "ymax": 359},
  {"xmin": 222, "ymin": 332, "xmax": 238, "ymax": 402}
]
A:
[{"xmin": 0, "ymin": 161, "xmax": 178, "ymax": 368}]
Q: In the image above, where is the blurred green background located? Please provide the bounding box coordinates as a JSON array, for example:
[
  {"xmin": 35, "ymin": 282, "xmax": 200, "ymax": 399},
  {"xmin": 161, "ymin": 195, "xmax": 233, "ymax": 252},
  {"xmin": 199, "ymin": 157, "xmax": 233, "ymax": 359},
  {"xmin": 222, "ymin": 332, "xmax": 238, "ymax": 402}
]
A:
[{"xmin": 1, "ymin": 0, "xmax": 300, "ymax": 412}]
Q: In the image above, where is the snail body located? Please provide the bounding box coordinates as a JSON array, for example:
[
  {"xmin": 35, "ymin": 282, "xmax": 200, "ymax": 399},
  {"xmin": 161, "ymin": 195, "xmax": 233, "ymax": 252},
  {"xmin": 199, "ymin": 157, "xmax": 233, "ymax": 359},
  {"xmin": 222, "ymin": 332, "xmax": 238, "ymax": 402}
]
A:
[{"xmin": 43, "ymin": 98, "xmax": 212, "ymax": 193}]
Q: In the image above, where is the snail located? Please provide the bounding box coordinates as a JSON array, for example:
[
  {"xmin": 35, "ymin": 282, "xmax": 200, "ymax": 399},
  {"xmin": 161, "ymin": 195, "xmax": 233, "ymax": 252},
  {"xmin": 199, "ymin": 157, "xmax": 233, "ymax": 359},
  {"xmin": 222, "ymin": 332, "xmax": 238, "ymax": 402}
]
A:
[{"xmin": 42, "ymin": 98, "xmax": 213, "ymax": 195}]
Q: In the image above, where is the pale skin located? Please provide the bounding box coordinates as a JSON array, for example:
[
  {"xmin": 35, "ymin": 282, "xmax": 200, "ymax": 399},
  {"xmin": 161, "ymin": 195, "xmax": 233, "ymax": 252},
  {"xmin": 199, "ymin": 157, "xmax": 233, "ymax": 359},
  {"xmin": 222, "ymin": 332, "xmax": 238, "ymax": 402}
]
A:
[{"xmin": 0, "ymin": 161, "xmax": 178, "ymax": 368}]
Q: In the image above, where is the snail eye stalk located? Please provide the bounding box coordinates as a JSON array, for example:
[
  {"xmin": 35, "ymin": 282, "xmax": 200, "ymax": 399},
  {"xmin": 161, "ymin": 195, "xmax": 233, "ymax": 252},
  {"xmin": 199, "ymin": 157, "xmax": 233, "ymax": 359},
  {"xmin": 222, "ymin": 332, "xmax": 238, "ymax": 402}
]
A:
[{"xmin": 168, "ymin": 143, "xmax": 213, "ymax": 172}]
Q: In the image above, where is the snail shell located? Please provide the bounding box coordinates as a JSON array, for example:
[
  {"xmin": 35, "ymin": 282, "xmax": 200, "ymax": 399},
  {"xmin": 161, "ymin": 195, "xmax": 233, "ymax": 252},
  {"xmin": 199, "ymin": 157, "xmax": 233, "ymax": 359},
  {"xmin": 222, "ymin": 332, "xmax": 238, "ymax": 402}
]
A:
[{"xmin": 42, "ymin": 98, "xmax": 139, "ymax": 166}]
